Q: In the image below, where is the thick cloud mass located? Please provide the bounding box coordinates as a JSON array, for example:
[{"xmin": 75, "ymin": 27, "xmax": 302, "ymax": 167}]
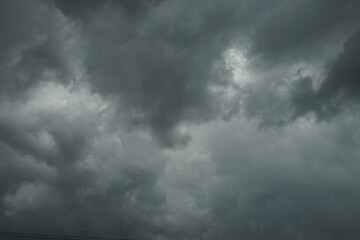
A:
[
  {"xmin": 62, "ymin": 0, "xmax": 244, "ymax": 146},
  {"xmin": 1, "ymin": 0, "xmax": 360, "ymax": 239},
  {"xmin": 292, "ymin": 28, "xmax": 360, "ymax": 119}
]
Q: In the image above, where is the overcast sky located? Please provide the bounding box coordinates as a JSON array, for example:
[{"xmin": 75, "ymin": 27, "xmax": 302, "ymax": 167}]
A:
[{"xmin": 1, "ymin": 0, "xmax": 360, "ymax": 239}]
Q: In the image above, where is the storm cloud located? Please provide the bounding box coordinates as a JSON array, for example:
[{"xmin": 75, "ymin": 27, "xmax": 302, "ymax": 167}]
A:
[
  {"xmin": 292, "ymin": 28, "xmax": 360, "ymax": 120},
  {"xmin": 1, "ymin": 0, "xmax": 360, "ymax": 239}
]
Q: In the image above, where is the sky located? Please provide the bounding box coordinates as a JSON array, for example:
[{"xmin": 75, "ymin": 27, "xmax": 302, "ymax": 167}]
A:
[{"xmin": 1, "ymin": 0, "xmax": 360, "ymax": 239}]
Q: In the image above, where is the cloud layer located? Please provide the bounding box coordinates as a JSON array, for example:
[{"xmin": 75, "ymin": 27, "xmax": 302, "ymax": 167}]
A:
[{"xmin": 1, "ymin": 0, "xmax": 360, "ymax": 239}]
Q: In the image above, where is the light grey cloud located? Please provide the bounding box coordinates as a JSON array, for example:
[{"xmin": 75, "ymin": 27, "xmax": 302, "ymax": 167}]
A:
[
  {"xmin": 170, "ymin": 113, "xmax": 360, "ymax": 240},
  {"xmin": 0, "ymin": 83, "xmax": 168, "ymax": 238}
]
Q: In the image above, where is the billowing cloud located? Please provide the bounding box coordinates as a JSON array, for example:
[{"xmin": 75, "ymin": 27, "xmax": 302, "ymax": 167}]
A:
[
  {"xmin": 0, "ymin": 0, "xmax": 77, "ymax": 99},
  {"xmin": 291, "ymin": 28, "xmax": 360, "ymax": 120},
  {"xmin": 64, "ymin": 0, "xmax": 246, "ymax": 146},
  {"xmin": 1, "ymin": 0, "xmax": 360, "ymax": 239}
]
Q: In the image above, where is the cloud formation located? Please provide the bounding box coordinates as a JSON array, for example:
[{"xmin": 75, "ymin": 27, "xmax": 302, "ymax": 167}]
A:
[
  {"xmin": 1, "ymin": 0, "xmax": 360, "ymax": 239},
  {"xmin": 292, "ymin": 28, "xmax": 360, "ymax": 119},
  {"xmin": 54, "ymin": 0, "xmax": 246, "ymax": 146}
]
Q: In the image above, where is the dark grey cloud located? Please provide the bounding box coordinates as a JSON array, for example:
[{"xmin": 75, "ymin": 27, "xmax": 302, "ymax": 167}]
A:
[
  {"xmin": 1, "ymin": 0, "xmax": 360, "ymax": 239},
  {"xmin": 249, "ymin": 0, "xmax": 360, "ymax": 64},
  {"xmin": 53, "ymin": 0, "xmax": 360, "ymax": 144},
  {"xmin": 291, "ymin": 28, "xmax": 360, "ymax": 120},
  {"xmin": 67, "ymin": 0, "xmax": 245, "ymax": 147},
  {"xmin": 54, "ymin": 0, "xmax": 165, "ymax": 19},
  {"xmin": 0, "ymin": 0, "xmax": 74, "ymax": 99},
  {"xmin": 239, "ymin": 0, "xmax": 360, "ymax": 126},
  {"xmin": 53, "ymin": 0, "xmax": 297, "ymax": 146}
]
